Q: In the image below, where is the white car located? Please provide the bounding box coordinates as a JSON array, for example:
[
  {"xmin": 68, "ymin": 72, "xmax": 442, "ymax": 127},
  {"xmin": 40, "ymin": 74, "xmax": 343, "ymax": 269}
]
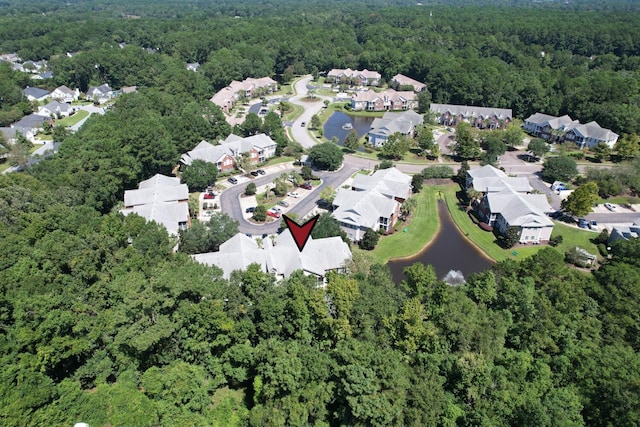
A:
[
  {"xmin": 604, "ymin": 203, "xmax": 616, "ymax": 212},
  {"xmin": 288, "ymin": 191, "xmax": 300, "ymax": 198}
]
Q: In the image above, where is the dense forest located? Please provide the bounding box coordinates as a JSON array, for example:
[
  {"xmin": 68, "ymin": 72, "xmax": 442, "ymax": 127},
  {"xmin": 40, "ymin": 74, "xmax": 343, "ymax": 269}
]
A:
[{"xmin": 1, "ymin": 0, "xmax": 640, "ymax": 425}]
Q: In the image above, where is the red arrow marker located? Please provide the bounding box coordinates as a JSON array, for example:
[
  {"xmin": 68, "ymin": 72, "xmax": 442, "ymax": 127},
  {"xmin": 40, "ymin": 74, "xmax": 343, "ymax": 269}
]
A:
[{"xmin": 283, "ymin": 214, "xmax": 319, "ymax": 252}]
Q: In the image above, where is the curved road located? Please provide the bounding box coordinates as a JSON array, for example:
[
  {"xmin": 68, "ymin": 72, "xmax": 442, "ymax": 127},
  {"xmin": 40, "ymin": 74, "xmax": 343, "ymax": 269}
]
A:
[
  {"xmin": 289, "ymin": 75, "xmax": 333, "ymax": 148},
  {"xmin": 221, "ymin": 164, "xmax": 358, "ymax": 235}
]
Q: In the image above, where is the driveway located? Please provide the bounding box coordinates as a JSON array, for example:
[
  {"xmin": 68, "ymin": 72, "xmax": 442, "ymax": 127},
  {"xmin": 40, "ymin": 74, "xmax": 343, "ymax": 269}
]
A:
[
  {"xmin": 220, "ymin": 163, "xmax": 358, "ymax": 235},
  {"xmin": 288, "ymin": 75, "xmax": 332, "ymax": 148}
]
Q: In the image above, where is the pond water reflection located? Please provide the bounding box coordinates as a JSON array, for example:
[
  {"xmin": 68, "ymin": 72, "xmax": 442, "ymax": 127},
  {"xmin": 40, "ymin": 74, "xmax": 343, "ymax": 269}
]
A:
[
  {"xmin": 388, "ymin": 199, "xmax": 494, "ymax": 284},
  {"xmin": 323, "ymin": 111, "xmax": 375, "ymax": 148}
]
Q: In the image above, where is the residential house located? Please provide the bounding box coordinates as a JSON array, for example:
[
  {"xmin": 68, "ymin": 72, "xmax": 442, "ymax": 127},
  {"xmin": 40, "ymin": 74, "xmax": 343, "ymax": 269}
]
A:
[
  {"xmin": 430, "ymin": 104, "xmax": 512, "ymax": 129},
  {"xmin": 0, "ymin": 53, "xmax": 20, "ymax": 63},
  {"xmin": 608, "ymin": 223, "xmax": 640, "ymax": 245},
  {"xmin": 11, "ymin": 114, "xmax": 50, "ymax": 142},
  {"xmin": 523, "ymin": 113, "xmax": 619, "ymax": 149},
  {"xmin": 327, "ymin": 68, "xmax": 381, "ymax": 86},
  {"xmin": 467, "ymin": 165, "xmax": 554, "ymax": 244},
  {"xmin": 31, "ymin": 71, "xmax": 53, "ymax": 80},
  {"xmin": 121, "ymin": 86, "xmax": 138, "ymax": 94},
  {"xmin": 390, "ymin": 74, "xmax": 427, "ymax": 92},
  {"xmin": 180, "ymin": 133, "xmax": 277, "ymax": 172},
  {"xmin": 120, "ymin": 174, "xmax": 190, "ymax": 236},
  {"xmin": 193, "ymin": 230, "xmax": 352, "ymax": 285},
  {"xmin": 332, "ymin": 167, "xmax": 412, "ymax": 241},
  {"xmin": 210, "ymin": 77, "xmax": 278, "ymax": 113},
  {"xmin": 368, "ymin": 110, "xmax": 424, "ymax": 147},
  {"xmin": 17, "ymin": 60, "xmax": 47, "ymax": 73},
  {"xmin": 51, "ymin": 85, "xmax": 80, "ymax": 103},
  {"xmin": 351, "ymin": 89, "xmax": 416, "ymax": 112},
  {"xmin": 186, "ymin": 62, "xmax": 200, "ymax": 72},
  {"xmin": 39, "ymin": 101, "xmax": 73, "ymax": 118},
  {"xmin": 86, "ymin": 84, "xmax": 114, "ymax": 104},
  {"xmin": 23, "ymin": 86, "xmax": 50, "ymax": 102}
]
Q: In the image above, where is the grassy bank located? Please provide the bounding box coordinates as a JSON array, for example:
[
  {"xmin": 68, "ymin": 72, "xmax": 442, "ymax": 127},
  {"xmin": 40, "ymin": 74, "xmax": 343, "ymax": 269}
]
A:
[
  {"xmin": 442, "ymin": 184, "xmax": 601, "ymax": 262},
  {"xmin": 56, "ymin": 110, "xmax": 89, "ymax": 127},
  {"xmin": 360, "ymin": 185, "xmax": 441, "ymax": 264}
]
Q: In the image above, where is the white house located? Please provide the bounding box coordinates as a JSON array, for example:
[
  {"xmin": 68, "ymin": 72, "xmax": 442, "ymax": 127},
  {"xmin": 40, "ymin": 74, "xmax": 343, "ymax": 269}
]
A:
[
  {"xmin": 210, "ymin": 77, "xmax": 278, "ymax": 113},
  {"xmin": 468, "ymin": 165, "xmax": 554, "ymax": 244},
  {"xmin": 332, "ymin": 167, "xmax": 412, "ymax": 241},
  {"xmin": 390, "ymin": 74, "xmax": 427, "ymax": 92},
  {"xmin": 51, "ymin": 85, "xmax": 80, "ymax": 103},
  {"xmin": 86, "ymin": 84, "xmax": 114, "ymax": 104},
  {"xmin": 23, "ymin": 86, "xmax": 50, "ymax": 102},
  {"xmin": 430, "ymin": 104, "xmax": 512, "ymax": 129},
  {"xmin": 11, "ymin": 114, "xmax": 49, "ymax": 142},
  {"xmin": 327, "ymin": 68, "xmax": 381, "ymax": 86},
  {"xmin": 120, "ymin": 174, "xmax": 190, "ymax": 236},
  {"xmin": 523, "ymin": 113, "xmax": 619, "ymax": 149},
  {"xmin": 368, "ymin": 110, "xmax": 424, "ymax": 147},
  {"xmin": 39, "ymin": 101, "xmax": 73, "ymax": 118},
  {"xmin": 192, "ymin": 230, "xmax": 352, "ymax": 285}
]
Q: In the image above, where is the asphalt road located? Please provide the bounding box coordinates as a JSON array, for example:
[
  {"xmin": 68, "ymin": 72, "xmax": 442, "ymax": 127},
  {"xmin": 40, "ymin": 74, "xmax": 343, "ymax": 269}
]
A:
[
  {"xmin": 220, "ymin": 164, "xmax": 358, "ymax": 235},
  {"xmin": 289, "ymin": 75, "xmax": 332, "ymax": 148}
]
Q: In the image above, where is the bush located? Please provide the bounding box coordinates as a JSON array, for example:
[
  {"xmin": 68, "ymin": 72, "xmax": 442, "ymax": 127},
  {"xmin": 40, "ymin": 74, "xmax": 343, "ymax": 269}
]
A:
[
  {"xmin": 358, "ymin": 228, "xmax": 379, "ymax": 250},
  {"xmin": 253, "ymin": 205, "xmax": 267, "ymax": 222},
  {"xmin": 549, "ymin": 235, "xmax": 564, "ymax": 247},
  {"xmin": 593, "ymin": 228, "xmax": 609, "ymax": 245},
  {"xmin": 300, "ymin": 165, "xmax": 314, "ymax": 181},
  {"xmin": 411, "ymin": 174, "xmax": 423, "ymax": 193},
  {"xmin": 421, "ymin": 165, "xmax": 454, "ymax": 179},
  {"xmin": 598, "ymin": 243, "xmax": 608, "ymax": 257},
  {"xmin": 245, "ymin": 182, "xmax": 256, "ymax": 195}
]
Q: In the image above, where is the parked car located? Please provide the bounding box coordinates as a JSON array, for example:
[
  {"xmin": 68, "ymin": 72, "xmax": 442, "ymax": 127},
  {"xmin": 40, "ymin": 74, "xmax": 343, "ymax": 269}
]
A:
[
  {"xmin": 278, "ymin": 200, "xmax": 290, "ymax": 207},
  {"xmin": 300, "ymin": 182, "xmax": 312, "ymax": 190},
  {"xmin": 227, "ymin": 177, "xmax": 238, "ymax": 184},
  {"xmin": 604, "ymin": 202, "xmax": 616, "ymax": 211},
  {"xmin": 549, "ymin": 211, "xmax": 563, "ymax": 219},
  {"xmin": 250, "ymin": 170, "xmax": 259, "ymax": 177},
  {"xmin": 578, "ymin": 218, "xmax": 588, "ymax": 228},
  {"xmin": 589, "ymin": 220, "xmax": 599, "ymax": 231},
  {"xmin": 300, "ymin": 122, "xmax": 306, "ymax": 127},
  {"xmin": 266, "ymin": 208, "xmax": 281, "ymax": 218},
  {"xmin": 203, "ymin": 192, "xmax": 215, "ymax": 199},
  {"xmin": 287, "ymin": 191, "xmax": 300, "ymax": 198},
  {"xmin": 245, "ymin": 206, "xmax": 255, "ymax": 214},
  {"xmin": 257, "ymin": 169, "xmax": 266, "ymax": 175}
]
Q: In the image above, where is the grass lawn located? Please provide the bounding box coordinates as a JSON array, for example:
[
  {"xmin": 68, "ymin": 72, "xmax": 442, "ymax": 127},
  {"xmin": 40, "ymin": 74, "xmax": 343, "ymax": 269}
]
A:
[
  {"xmin": 442, "ymin": 184, "xmax": 601, "ymax": 262},
  {"xmin": 0, "ymin": 160, "xmax": 11, "ymax": 173},
  {"xmin": 363, "ymin": 186, "xmax": 441, "ymax": 264},
  {"xmin": 55, "ymin": 110, "xmax": 89, "ymax": 127},
  {"xmin": 262, "ymin": 156, "xmax": 294, "ymax": 167},
  {"xmin": 596, "ymin": 195, "xmax": 640, "ymax": 205}
]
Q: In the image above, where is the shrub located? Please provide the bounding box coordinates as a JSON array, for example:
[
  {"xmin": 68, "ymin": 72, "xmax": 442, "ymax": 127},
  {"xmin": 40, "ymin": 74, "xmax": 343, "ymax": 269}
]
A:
[
  {"xmin": 253, "ymin": 205, "xmax": 267, "ymax": 222},
  {"xmin": 245, "ymin": 182, "xmax": 256, "ymax": 195},
  {"xmin": 549, "ymin": 235, "xmax": 564, "ymax": 247},
  {"xmin": 358, "ymin": 228, "xmax": 379, "ymax": 250},
  {"xmin": 421, "ymin": 165, "xmax": 454, "ymax": 179},
  {"xmin": 598, "ymin": 243, "xmax": 608, "ymax": 257}
]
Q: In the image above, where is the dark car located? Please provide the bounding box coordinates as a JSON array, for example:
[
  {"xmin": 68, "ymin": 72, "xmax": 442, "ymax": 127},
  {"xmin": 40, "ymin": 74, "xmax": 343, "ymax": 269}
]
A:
[
  {"xmin": 578, "ymin": 218, "xmax": 588, "ymax": 228},
  {"xmin": 300, "ymin": 122, "xmax": 306, "ymax": 127},
  {"xmin": 549, "ymin": 211, "xmax": 563, "ymax": 219},
  {"xmin": 228, "ymin": 177, "xmax": 238, "ymax": 184},
  {"xmin": 300, "ymin": 182, "xmax": 312, "ymax": 190},
  {"xmin": 245, "ymin": 206, "xmax": 255, "ymax": 214},
  {"xmin": 203, "ymin": 192, "xmax": 215, "ymax": 199},
  {"xmin": 257, "ymin": 169, "xmax": 266, "ymax": 175},
  {"xmin": 250, "ymin": 170, "xmax": 259, "ymax": 177}
]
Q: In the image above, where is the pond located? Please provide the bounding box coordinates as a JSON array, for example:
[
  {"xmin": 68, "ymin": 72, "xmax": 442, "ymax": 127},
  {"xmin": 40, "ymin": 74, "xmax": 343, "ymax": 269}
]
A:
[
  {"xmin": 323, "ymin": 111, "xmax": 375, "ymax": 147},
  {"xmin": 388, "ymin": 199, "xmax": 494, "ymax": 285}
]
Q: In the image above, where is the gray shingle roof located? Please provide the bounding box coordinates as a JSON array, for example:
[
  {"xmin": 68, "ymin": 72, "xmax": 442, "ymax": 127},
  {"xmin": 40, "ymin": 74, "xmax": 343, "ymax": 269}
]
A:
[
  {"xmin": 23, "ymin": 87, "xmax": 50, "ymax": 99},
  {"xmin": 369, "ymin": 110, "xmax": 423, "ymax": 138},
  {"xmin": 430, "ymin": 104, "xmax": 512, "ymax": 120}
]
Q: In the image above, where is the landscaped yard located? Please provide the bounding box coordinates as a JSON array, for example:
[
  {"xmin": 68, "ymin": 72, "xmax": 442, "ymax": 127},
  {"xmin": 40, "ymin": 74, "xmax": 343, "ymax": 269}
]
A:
[
  {"xmin": 442, "ymin": 184, "xmax": 600, "ymax": 262},
  {"xmin": 359, "ymin": 185, "xmax": 441, "ymax": 264},
  {"xmin": 55, "ymin": 110, "xmax": 89, "ymax": 127}
]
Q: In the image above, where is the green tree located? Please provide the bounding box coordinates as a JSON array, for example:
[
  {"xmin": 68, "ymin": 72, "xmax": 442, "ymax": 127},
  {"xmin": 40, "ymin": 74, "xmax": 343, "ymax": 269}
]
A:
[
  {"xmin": 614, "ymin": 133, "xmax": 640, "ymax": 160},
  {"xmin": 300, "ymin": 165, "xmax": 314, "ymax": 181},
  {"xmin": 480, "ymin": 132, "xmax": 506, "ymax": 166},
  {"xmin": 245, "ymin": 182, "xmax": 256, "ymax": 195},
  {"xmin": 311, "ymin": 212, "xmax": 347, "ymax": 242},
  {"xmin": 178, "ymin": 212, "xmax": 238, "ymax": 253},
  {"xmin": 359, "ymin": 228, "xmax": 379, "ymax": 250},
  {"xmin": 400, "ymin": 198, "xmax": 418, "ymax": 217},
  {"xmin": 240, "ymin": 112, "xmax": 262, "ymax": 136},
  {"xmin": 181, "ymin": 160, "xmax": 218, "ymax": 191},
  {"xmin": 380, "ymin": 133, "xmax": 411, "ymax": 160},
  {"xmin": 319, "ymin": 186, "xmax": 336, "ymax": 206},
  {"xmin": 542, "ymin": 156, "xmax": 578, "ymax": 183},
  {"xmin": 308, "ymin": 142, "xmax": 343, "ymax": 171},
  {"xmin": 561, "ymin": 181, "xmax": 599, "ymax": 217},
  {"xmin": 343, "ymin": 130, "xmax": 359, "ymax": 152},
  {"xmin": 375, "ymin": 159, "xmax": 394, "ymax": 171},
  {"xmin": 310, "ymin": 114, "xmax": 321, "ymax": 130},
  {"xmin": 417, "ymin": 90, "xmax": 431, "ymax": 114},
  {"xmin": 454, "ymin": 122, "xmax": 481, "ymax": 160},
  {"xmin": 411, "ymin": 174, "xmax": 423, "ymax": 193},
  {"xmin": 416, "ymin": 124, "xmax": 435, "ymax": 156},
  {"xmin": 253, "ymin": 205, "xmax": 267, "ymax": 222},
  {"xmin": 528, "ymin": 138, "xmax": 549, "ymax": 160},
  {"xmin": 502, "ymin": 119, "xmax": 526, "ymax": 148}
]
